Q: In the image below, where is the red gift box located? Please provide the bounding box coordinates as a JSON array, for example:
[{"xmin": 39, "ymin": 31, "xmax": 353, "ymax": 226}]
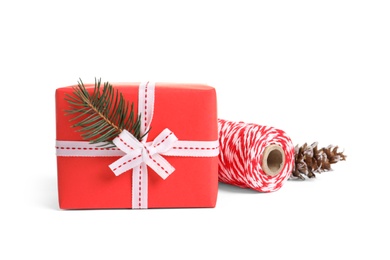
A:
[{"xmin": 55, "ymin": 82, "xmax": 219, "ymax": 209}]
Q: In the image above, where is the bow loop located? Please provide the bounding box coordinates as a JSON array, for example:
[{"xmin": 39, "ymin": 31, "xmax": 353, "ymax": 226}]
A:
[
  {"xmin": 151, "ymin": 128, "xmax": 178, "ymax": 154},
  {"xmin": 113, "ymin": 130, "xmax": 143, "ymax": 152}
]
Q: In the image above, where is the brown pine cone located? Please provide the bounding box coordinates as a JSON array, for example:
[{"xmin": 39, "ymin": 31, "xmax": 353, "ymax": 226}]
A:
[{"xmin": 290, "ymin": 142, "xmax": 346, "ymax": 180}]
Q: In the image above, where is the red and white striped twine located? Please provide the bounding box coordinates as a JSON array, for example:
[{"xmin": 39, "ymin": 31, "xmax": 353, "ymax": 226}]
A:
[{"xmin": 218, "ymin": 119, "xmax": 295, "ymax": 192}]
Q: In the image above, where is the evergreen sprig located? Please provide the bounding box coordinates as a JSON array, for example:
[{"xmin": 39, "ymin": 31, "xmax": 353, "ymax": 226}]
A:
[{"xmin": 65, "ymin": 78, "xmax": 146, "ymax": 147}]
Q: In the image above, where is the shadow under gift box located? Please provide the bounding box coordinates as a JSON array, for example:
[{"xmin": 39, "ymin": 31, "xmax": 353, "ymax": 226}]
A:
[{"xmin": 55, "ymin": 82, "xmax": 219, "ymax": 209}]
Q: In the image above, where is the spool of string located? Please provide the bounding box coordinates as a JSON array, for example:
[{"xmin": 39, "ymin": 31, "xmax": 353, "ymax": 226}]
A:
[{"xmin": 218, "ymin": 118, "xmax": 295, "ymax": 192}]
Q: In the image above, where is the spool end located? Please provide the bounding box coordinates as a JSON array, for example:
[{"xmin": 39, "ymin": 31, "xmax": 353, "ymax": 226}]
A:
[{"xmin": 262, "ymin": 145, "xmax": 285, "ymax": 177}]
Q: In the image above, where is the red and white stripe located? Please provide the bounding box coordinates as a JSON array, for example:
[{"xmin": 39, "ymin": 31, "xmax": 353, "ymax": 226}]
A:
[{"xmin": 218, "ymin": 119, "xmax": 294, "ymax": 192}]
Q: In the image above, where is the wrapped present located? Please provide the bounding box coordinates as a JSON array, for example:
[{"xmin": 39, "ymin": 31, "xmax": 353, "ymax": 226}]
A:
[{"xmin": 55, "ymin": 81, "xmax": 219, "ymax": 209}]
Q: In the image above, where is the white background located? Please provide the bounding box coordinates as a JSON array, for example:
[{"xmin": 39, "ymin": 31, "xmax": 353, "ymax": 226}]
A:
[{"xmin": 1, "ymin": 0, "xmax": 389, "ymax": 259}]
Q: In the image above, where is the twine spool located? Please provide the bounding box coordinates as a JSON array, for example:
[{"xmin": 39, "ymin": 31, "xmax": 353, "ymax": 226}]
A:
[{"xmin": 218, "ymin": 119, "xmax": 294, "ymax": 192}]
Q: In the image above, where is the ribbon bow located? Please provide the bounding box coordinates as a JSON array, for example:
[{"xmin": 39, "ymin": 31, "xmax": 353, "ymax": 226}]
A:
[{"xmin": 109, "ymin": 128, "xmax": 178, "ymax": 179}]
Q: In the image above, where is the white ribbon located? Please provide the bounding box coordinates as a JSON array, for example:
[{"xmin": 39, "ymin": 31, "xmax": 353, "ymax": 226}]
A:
[
  {"xmin": 132, "ymin": 81, "xmax": 155, "ymax": 209},
  {"xmin": 56, "ymin": 139, "xmax": 219, "ymax": 158},
  {"xmin": 109, "ymin": 128, "xmax": 178, "ymax": 179},
  {"xmin": 56, "ymin": 81, "xmax": 219, "ymax": 209}
]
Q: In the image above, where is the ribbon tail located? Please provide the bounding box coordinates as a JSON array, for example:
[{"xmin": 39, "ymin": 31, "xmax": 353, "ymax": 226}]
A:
[
  {"xmin": 109, "ymin": 153, "xmax": 143, "ymax": 176},
  {"xmin": 147, "ymin": 154, "xmax": 175, "ymax": 180}
]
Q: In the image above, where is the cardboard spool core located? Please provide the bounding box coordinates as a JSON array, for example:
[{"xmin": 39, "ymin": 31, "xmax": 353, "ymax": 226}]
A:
[{"xmin": 262, "ymin": 145, "xmax": 285, "ymax": 177}]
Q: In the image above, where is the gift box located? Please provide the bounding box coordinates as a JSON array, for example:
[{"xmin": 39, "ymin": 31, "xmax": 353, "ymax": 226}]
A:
[{"xmin": 55, "ymin": 81, "xmax": 219, "ymax": 209}]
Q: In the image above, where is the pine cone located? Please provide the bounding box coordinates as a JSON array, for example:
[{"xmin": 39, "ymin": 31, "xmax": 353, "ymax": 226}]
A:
[{"xmin": 290, "ymin": 142, "xmax": 346, "ymax": 180}]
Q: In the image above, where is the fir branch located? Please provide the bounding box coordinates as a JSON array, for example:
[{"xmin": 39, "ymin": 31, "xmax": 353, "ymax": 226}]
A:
[{"xmin": 65, "ymin": 78, "xmax": 147, "ymax": 147}]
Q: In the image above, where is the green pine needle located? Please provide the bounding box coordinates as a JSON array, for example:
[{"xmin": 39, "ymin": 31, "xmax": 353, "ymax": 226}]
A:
[{"xmin": 65, "ymin": 78, "xmax": 147, "ymax": 147}]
